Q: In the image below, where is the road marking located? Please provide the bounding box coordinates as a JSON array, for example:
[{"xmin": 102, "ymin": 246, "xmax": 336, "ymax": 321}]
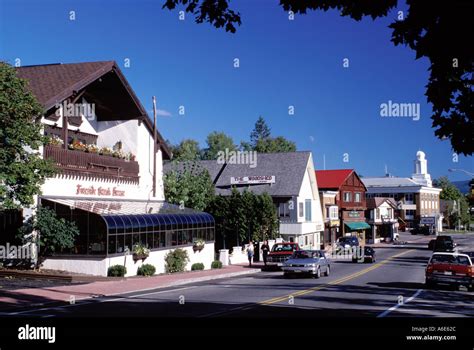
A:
[
  {"xmin": 259, "ymin": 249, "xmax": 413, "ymax": 305},
  {"xmin": 377, "ymin": 289, "xmax": 423, "ymax": 318},
  {"xmin": 0, "ymin": 286, "xmax": 196, "ymax": 316}
]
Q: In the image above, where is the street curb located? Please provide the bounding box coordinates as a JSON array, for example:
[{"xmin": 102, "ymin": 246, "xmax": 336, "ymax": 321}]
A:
[{"xmin": 0, "ymin": 267, "xmax": 262, "ymax": 313}]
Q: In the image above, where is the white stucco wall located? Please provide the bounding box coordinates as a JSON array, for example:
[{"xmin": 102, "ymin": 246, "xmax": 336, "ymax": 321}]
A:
[{"xmin": 42, "ymin": 243, "xmax": 215, "ymax": 277}]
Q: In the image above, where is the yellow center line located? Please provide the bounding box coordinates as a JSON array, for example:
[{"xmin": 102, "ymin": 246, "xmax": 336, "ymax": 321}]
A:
[{"xmin": 260, "ymin": 249, "xmax": 413, "ymax": 305}]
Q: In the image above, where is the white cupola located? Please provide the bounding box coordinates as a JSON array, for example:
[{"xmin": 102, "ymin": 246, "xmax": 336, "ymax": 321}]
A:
[{"xmin": 412, "ymin": 150, "xmax": 432, "ymax": 187}]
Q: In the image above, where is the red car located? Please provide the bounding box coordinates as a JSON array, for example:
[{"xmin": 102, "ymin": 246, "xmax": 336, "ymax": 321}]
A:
[
  {"xmin": 266, "ymin": 242, "xmax": 301, "ymax": 268},
  {"xmin": 425, "ymin": 252, "xmax": 474, "ymax": 291}
]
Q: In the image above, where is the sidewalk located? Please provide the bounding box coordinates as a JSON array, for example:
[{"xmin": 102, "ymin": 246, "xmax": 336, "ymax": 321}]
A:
[{"xmin": 0, "ymin": 264, "xmax": 261, "ymax": 312}]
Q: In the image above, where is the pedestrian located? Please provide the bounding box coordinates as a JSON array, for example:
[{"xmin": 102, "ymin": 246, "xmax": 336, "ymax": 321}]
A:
[
  {"xmin": 261, "ymin": 240, "xmax": 270, "ymax": 266},
  {"xmin": 247, "ymin": 241, "xmax": 254, "ymax": 266}
]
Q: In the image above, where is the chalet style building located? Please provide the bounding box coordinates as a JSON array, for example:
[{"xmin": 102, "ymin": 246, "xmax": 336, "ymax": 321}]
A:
[
  {"xmin": 315, "ymin": 169, "xmax": 370, "ymax": 245},
  {"xmin": 3, "ymin": 61, "xmax": 215, "ymax": 276}
]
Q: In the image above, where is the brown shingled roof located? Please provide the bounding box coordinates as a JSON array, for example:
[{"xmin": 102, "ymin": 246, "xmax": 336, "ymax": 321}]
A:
[{"xmin": 15, "ymin": 61, "xmax": 171, "ymax": 159}]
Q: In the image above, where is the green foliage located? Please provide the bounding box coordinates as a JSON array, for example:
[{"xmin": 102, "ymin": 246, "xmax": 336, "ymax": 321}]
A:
[
  {"xmin": 164, "ymin": 161, "xmax": 215, "ymax": 211},
  {"xmin": 434, "ymin": 177, "xmax": 463, "ymax": 200},
  {"xmin": 191, "ymin": 262, "xmax": 205, "ymax": 271},
  {"xmin": 137, "ymin": 264, "xmax": 156, "ymax": 276},
  {"xmin": 18, "ymin": 207, "xmax": 80, "ymax": 257},
  {"xmin": 202, "ymin": 131, "xmax": 237, "ymax": 160},
  {"xmin": 165, "ymin": 248, "xmax": 189, "ymax": 273},
  {"xmin": 0, "ymin": 62, "xmax": 56, "ymax": 209},
  {"xmin": 164, "ymin": 1, "xmax": 474, "ymax": 155},
  {"xmin": 206, "ymin": 189, "xmax": 279, "ymax": 249},
  {"xmin": 254, "ymin": 136, "xmax": 296, "ymax": 153},
  {"xmin": 248, "ymin": 117, "xmax": 296, "ymax": 153},
  {"xmin": 170, "ymin": 139, "xmax": 201, "ymax": 161},
  {"xmin": 211, "ymin": 260, "xmax": 223, "ymax": 269},
  {"xmin": 250, "ymin": 116, "xmax": 271, "ymax": 148},
  {"xmin": 108, "ymin": 265, "xmax": 127, "ymax": 277}
]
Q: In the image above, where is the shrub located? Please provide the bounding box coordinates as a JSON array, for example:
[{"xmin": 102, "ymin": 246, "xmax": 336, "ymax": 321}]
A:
[
  {"xmin": 108, "ymin": 265, "xmax": 127, "ymax": 277},
  {"xmin": 191, "ymin": 262, "xmax": 204, "ymax": 271},
  {"xmin": 137, "ymin": 264, "xmax": 156, "ymax": 276},
  {"xmin": 211, "ymin": 260, "xmax": 223, "ymax": 269},
  {"xmin": 165, "ymin": 248, "xmax": 189, "ymax": 273}
]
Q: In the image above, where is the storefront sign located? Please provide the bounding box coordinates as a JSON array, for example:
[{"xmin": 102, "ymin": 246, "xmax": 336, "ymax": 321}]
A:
[
  {"xmin": 348, "ymin": 210, "xmax": 361, "ymax": 218},
  {"xmin": 230, "ymin": 176, "xmax": 275, "ymax": 185},
  {"xmin": 76, "ymin": 185, "xmax": 125, "ymax": 197},
  {"xmin": 420, "ymin": 217, "xmax": 435, "ymax": 225}
]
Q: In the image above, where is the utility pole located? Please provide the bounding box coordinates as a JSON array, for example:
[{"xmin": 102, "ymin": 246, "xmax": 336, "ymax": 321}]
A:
[{"xmin": 152, "ymin": 96, "xmax": 157, "ymax": 198}]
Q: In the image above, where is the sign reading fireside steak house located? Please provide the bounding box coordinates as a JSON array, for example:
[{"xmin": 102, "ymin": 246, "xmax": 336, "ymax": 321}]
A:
[
  {"xmin": 76, "ymin": 184, "xmax": 125, "ymax": 197},
  {"xmin": 230, "ymin": 176, "xmax": 276, "ymax": 185}
]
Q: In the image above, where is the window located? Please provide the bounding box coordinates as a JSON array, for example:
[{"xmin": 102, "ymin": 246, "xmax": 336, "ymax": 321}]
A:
[
  {"xmin": 376, "ymin": 209, "xmax": 380, "ymax": 220},
  {"xmin": 343, "ymin": 192, "xmax": 352, "ymax": 202},
  {"xmin": 305, "ymin": 199, "xmax": 312, "ymax": 222},
  {"xmin": 354, "ymin": 192, "xmax": 361, "ymax": 203},
  {"xmin": 329, "ymin": 206, "xmax": 338, "ymax": 220},
  {"xmin": 387, "ymin": 208, "xmax": 393, "ymax": 219},
  {"xmin": 279, "ymin": 202, "xmax": 290, "ymax": 218},
  {"xmin": 406, "ymin": 193, "xmax": 414, "ymax": 202},
  {"xmin": 299, "ymin": 203, "xmax": 304, "ymax": 217}
]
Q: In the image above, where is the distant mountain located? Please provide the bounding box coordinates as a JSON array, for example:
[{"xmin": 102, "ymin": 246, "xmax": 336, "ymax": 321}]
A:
[{"xmin": 452, "ymin": 180, "xmax": 471, "ymax": 194}]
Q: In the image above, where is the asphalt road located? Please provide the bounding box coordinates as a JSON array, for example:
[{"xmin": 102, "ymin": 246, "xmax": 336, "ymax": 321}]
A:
[{"xmin": 6, "ymin": 234, "xmax": 473, "ymax": 318}]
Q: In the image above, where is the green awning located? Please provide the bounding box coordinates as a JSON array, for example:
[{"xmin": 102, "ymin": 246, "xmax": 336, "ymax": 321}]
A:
[{"xmin": 345, "ymin": 222, "xmax": 371, "ymax": 230}]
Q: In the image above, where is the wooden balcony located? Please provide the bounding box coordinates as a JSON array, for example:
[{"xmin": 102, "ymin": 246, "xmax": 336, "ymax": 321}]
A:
[{"xmin": 44, "ymin": 145, "xmax": 139, "ymax": 183}]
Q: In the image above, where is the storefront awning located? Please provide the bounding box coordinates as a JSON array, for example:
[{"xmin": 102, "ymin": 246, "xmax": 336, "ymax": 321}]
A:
[
  {"xmin": 41, "ymin": 198, "xmax": 214, "ymax": 233},
  {"xmin": 345, "ymin": 222, "xmax": 370, "ymax": 230}
]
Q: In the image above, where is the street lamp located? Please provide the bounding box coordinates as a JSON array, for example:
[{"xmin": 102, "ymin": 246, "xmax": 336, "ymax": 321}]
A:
[{"xmin": 448, "ymin": 168, "xmax": 474, "ymax": 177}]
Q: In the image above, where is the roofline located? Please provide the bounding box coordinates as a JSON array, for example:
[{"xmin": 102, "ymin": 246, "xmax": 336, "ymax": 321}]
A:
[{"xmin": 17, "ymin": 61, "xmax": 171, "ymax": 159}]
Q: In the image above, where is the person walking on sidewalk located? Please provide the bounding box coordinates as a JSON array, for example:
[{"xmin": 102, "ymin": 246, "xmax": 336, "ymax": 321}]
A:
[
  {"xmin": 261, "ymin": 240, "xmax": 270, "ymax": 266},
  {"xmin": 247, "ymin": 241, "xmax": 254, "ymax": 267}
]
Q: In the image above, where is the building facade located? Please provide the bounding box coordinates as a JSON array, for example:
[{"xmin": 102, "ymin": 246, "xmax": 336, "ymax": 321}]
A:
[
  {"xmin": 3, "ymin": 61, "xmax": 216, "ymax": 276},
  {"xmin": 362, "ymin": 151, "xmax": 443, "ymax": 233},
  {"xmin": 165, "ymin": 152, "xmax": 325, "ymax": 250},
  {"xmin": 365, "ymin": 198, "xmax": 399, "ymax": 243},
  {"xmin": 316, "ymin": 169, "xmax": 370, "ymax": 245}
]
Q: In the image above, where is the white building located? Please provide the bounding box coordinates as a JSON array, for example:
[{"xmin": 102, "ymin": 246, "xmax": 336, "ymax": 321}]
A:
[
  {"xmin": 362, "ymin": 151, "xmax": 443, "ymax": 233},
  {"xmin": 6, "ymin": 61, "xmax": 216, "ymax": 276}
]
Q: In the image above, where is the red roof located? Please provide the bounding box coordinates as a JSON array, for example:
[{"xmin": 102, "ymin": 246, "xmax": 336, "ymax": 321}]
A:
[{"xmin": 315, "ymin": 169, "xmax": 354, "ymax": 189}]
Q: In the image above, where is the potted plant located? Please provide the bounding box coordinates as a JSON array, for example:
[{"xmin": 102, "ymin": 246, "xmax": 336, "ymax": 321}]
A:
[
  {"xmin": 193, "ymin": 238, "xmax": 205, "ymax": 252},
  {"xmin": 85, "ymin": 144, "xmax": 99, "ymax": 154},
  {"xmin": 132, "ymin": 242, "xmax": 150, "ymax": 261},
  {"xmin": 49, "ymin": 135, "xmax": 64, "ymax": 147}
]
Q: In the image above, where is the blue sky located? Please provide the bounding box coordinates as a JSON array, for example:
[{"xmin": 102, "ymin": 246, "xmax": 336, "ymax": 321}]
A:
[{"xmin": 0, "ymin": 0, "xmax": 472, "ymax": 181}]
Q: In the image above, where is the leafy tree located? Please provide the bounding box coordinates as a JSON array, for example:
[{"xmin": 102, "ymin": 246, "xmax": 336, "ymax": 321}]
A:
[
  {"xmin": 170, "ymin": 139, "xmax": 201, "ymax": 161},
  {"xmin": 206, "ymin": 189, "xmax": 279, "ymax": 249},
  {"xmin": 0, "ymin": 62, "xmax": 56, "ymax": 209},
  {"xmin": 164, "ymin": 161, "xmax": 215, "ymax": 211},
  {"xmin": 202, "ymin": 131, "xmax": 237, "ymax": 160},
  {"xmin": 17, "ymin": 207, "xmax": 80, "ymax": 264},
  {"xmin": 255, "ymin": 136, "xmax": 296, "ymax": 153},
  {"xmin": 163, "ymin": 1, "xmax": 474, "ymax": 155},
  {"xmin": 434, "ymin": 176, "xmax": 462, "ymax": 200},
  {"xmin": 246, "ymin": 116, "xmax": 296, "ymax": 153},
  {"xmin": 250, "ymin": 116, "xmax": 271, "ymax": 148}
]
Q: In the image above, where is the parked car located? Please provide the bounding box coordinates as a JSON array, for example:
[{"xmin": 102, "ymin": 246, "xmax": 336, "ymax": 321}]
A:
[
  {"xmin": 425, "ymin": 252, "xmax": 473, "ymax": 291},
  {"xmin": 336, "ymin": 236, "xmax": 359, "ymax": 252},
  {"xmin": 412, "ymin": 225, "xmax": 430, "ymax": 235},
  {"xmin": 428, "ymin": 235, "xmax": 456, "ymax": 252},
  {"xmin": 266, "ymin": 242, "xmax": 301, "ymax": 268},
  {"xmin": 282, "ymin": 250, "xmax": 330, "ymax": 278},
  {"xmin": 352, "ymin": 246, "xmax": 376, "ymax": 263}
]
